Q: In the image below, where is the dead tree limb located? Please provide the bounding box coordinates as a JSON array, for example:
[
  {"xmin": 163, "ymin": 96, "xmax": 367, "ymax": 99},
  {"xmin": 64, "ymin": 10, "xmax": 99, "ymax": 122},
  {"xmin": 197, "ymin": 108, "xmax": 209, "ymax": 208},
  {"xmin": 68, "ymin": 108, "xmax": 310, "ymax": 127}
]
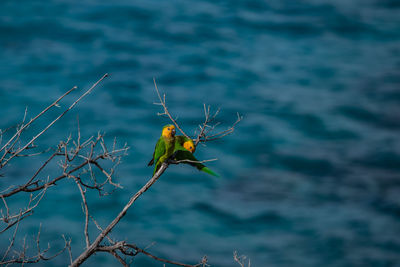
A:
[
  {"xmin": 1, "ymin": 76, "xmax": 242, "ymax": 267},
  {"xmin": 70, "ymin": 163, "xmax": 169, "ymax": 266},
  {"xmin": 0, "ymin": 74, "xmax": 130, "ymax": 266},
  {"xmin": 0, "ymin": 73, "xmax": 108, "ymax": 168}
]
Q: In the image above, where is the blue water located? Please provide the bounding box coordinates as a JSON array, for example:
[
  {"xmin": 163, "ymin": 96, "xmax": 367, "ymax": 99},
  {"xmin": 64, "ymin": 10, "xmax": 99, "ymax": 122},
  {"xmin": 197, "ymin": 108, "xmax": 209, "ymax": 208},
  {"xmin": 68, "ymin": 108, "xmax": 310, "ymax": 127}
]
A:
[{"xmin": 1, "ymin": 0, "xmax": 400, "ymax": 266}]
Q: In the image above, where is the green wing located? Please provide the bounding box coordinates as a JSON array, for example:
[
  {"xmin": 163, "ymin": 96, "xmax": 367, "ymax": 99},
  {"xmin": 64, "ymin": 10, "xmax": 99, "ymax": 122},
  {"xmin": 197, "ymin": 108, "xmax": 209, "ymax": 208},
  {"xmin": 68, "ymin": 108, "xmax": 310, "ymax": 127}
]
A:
[
  {"xmin": 174, "ymin": 149, "xmax": 220, "ymax": 177},
  {"xmin": 175, "ymin": 135, "xmax": 191, "ymax": 146},
  {"xmin": 153, "ymin": 136, "xmax": 175, "ymax": 175},
  {"xmin": 154, "ymin": 138, "xmax": 167, "ymax": 165},
  {"xmin": 173, "ymin": 137, "xmax": 185, "ymax": 153},
  {"xmin": 148, "ymin": 137, "xmax": 165, "ymax": 166},
  {"xmin": 174, "ymin": 135, "xmax": 195, "ymax": 153}
]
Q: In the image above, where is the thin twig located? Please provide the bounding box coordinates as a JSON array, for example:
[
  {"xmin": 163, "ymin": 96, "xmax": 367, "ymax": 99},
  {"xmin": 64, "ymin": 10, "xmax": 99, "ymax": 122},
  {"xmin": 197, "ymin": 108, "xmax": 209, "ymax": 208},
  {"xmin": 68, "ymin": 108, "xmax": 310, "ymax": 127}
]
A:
[
  {"xmin": 0, "ymin": 86, "xmax": 77, "ymax": 154},
  {"xmin": 233, "ymin": 251, "xmax": 250, "ymax": 267},
  {"xmin": 171, "ymin": 158, "xmax": 218, "ymax": 164},
  {"xmin": 153, "ymin": 78, "xmax": 190, "ymax": 140},
  {"xmin": 109, "ymin": 250, "xmax": 129, "ymax": 267},
  {"xmin": 1, "ymin": 211, "xmax": 22, "ymax": 261},
  {"xmin": 72, "ymin": 176, "xmax": 90, "ymax": 248},
  {"xmin": 124, "ymin": 243, "xmax": 205, "ymax": 267},
  {"xmin": 1, "ymin": 73, "xmax": 108, "ymax": 167}
]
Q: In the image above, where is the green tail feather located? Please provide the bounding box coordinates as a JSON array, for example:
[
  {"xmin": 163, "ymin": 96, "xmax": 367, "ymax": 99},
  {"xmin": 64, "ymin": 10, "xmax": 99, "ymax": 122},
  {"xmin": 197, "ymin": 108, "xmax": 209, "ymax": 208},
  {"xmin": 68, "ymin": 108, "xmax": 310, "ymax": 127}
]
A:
[{"xmin": 200, "ymin": 167, "xmax": 220, "ymax": 177}]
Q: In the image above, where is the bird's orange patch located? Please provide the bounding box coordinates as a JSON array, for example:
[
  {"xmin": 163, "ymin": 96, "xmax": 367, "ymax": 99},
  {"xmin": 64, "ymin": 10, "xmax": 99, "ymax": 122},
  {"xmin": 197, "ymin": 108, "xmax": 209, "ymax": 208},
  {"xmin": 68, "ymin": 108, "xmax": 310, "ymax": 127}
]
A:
[
  {"xmin": 162, "ymin": 125, "xmax": 176, "ymax": 138},
  {"xmin": 184, "ymin": 140, "xmax": 196, "ymax": 153}
]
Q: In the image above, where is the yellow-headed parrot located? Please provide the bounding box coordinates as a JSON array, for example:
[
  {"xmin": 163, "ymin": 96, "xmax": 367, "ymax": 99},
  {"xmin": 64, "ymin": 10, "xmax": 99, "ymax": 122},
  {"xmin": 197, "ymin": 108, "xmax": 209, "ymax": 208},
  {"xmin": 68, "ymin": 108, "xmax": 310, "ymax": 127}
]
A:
[
  {"xmin": 148, "ymin": 124, "xmax": 176, "ymax": 175},
  {"xmin": 173, "ymin": 136, "xmax": 220, "ymax": 177}
]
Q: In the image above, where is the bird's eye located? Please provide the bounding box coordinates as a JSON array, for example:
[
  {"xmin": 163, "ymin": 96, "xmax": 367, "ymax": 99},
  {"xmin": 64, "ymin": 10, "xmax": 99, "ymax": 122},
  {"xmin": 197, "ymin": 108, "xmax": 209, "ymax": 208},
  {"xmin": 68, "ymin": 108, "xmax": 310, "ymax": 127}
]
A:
[{"xmin": 167, "ymin": 128, "xmax": 170, "ymax": 130}]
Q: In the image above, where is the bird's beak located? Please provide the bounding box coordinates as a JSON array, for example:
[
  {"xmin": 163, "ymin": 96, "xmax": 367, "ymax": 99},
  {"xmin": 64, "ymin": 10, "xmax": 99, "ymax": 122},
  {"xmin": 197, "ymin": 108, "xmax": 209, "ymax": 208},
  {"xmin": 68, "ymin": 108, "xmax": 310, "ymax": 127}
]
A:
[{"xmin": 172, "ymin": 128, "xmax": 176, "ymax": 136}]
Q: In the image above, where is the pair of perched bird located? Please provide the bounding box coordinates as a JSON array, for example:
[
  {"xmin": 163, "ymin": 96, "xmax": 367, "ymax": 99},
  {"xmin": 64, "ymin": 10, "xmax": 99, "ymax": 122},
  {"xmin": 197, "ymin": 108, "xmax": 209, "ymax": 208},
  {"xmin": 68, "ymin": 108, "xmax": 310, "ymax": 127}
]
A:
[{"xmin": 148, "ymin": 124, "xmax": 219, "ymax": 177}]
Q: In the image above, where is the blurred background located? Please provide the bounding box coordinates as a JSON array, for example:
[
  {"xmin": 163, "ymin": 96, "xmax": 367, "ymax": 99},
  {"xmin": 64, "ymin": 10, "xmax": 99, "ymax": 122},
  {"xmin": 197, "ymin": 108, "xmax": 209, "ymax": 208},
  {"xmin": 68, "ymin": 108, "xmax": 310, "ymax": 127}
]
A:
[{"xmin": 1, "ymin": 0, "xmax": 400, "ymax": 266}]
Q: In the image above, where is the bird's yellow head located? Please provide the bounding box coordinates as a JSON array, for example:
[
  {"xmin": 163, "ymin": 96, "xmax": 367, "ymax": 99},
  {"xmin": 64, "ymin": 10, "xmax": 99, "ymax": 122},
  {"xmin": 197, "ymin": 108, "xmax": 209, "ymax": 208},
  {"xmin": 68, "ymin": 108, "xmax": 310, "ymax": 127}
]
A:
[
  {"xmin": 162, "ymin": 124, "xmax": 176, "ymax": 138},
  {"xmin": 183, "ymin": 140, "xmax": 196, "ymax": 153}
]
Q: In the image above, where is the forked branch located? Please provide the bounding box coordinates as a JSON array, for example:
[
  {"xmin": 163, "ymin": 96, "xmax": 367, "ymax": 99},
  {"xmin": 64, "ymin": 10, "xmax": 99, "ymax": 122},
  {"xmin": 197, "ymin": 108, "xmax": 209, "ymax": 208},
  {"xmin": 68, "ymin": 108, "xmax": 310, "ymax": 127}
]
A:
[
  {"xmin": 1, "ymin": 76, "xmax": 243, "ymax": 267},
  {"xmin": 0, "ymin": 74, "xmax": 108, "ymax": 168},
  {"xmin": 152, "ymin": 80, "xmax": 242, "ymax": 147},
  {"xmin": 153, "ymin": 78, "xmax": 191, "ymax": 140}
]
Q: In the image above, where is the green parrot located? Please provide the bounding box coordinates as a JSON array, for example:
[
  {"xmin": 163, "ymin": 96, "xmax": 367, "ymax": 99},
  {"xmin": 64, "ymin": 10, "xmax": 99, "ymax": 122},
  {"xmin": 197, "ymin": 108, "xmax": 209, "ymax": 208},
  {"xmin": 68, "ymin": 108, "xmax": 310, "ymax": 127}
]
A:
[
  {"xmin": 173, "ymin": 136, "xmax": 220, "ymax": 177},
  {"xmin": 148, "ymin": 124, "xmax": 176, "ymax": 175}
]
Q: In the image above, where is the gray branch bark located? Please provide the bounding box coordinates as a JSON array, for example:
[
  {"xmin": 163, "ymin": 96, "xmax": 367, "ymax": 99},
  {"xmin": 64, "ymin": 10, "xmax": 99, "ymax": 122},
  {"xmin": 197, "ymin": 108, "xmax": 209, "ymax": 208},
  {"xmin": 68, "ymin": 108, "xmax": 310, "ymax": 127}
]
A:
[{"xmin": 70, "ymin": 163, "xmax": 168, "ymax": 266}]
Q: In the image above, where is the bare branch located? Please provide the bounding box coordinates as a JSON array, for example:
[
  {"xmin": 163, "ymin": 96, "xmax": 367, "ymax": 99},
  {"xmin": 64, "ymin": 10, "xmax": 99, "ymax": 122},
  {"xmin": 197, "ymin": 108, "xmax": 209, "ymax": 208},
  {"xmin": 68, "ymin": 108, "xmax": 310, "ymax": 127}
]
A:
[
  {"xmin": 72, "ymin": 176, "xmax": 90, "ymax": 248},
  {"xmin": 210, "ymin": 113, "xmax": 241, "ymax": 138},
  {"xmin": 153, "ymin": 78, "xmax": 190, "ymax": 140},
  {"xmin": 1, "ymin": 73, "xmax": 108, "ymax": 168},
  {"xmin": 63, "ymin": 235, "xmax": 73, "ymax": 265},
  {"xmin": 195, "ymin": 110, "xmax": 242, "ymax": 145},
  {"xmin": 1, "ymin": 186, "xmax": 48, "ymax": 233},
  {"xmin": 1, "ymin": 210, "xmax": 22, "ymax": 261},
  {"xmin": 95, "ymin": 241, "xmax": 205, "ymax": 267},
  {"xmin": 170, "ymin": 158, "xmax": 218, "ymax": 164},
  {"xmin": 233, "ymin": 251, "xmax": 250, "ymax": 267},
  {"xmin": 0, "ymin": 134, "xmax": 128, "ymax": 199},
  {"xmin": 0, "ymin": 230, "xmax": 70, "ymax": 265},
  {"xmin": 0, "ymin": 76, "xmax": 242, "ymax": 267},
  {"xmin": 0, "ymin": 86, "xmax": 77, "ymax": 154},
  {"xmin": 0, "ymin": 75, "xmax": 131, "ymax": 266},
  {"xmin": 123, "ymin": 242, "xmax": 206, "ymax": 267},
  {"xmin": 109, "ymin": 250, "xmax": 129, "ymax": 267},
  {"xmin": 70, "ymin": 163, "xmax": 169, "ymax": 266}
]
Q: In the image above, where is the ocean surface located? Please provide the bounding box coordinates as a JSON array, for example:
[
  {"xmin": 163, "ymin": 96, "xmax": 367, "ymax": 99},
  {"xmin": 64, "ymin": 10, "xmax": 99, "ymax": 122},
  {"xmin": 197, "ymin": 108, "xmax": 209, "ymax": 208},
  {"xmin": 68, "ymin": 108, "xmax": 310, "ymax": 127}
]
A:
[{"xmin": 1, "ymin": 0, "xmax": 400, "ymax": 266}]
